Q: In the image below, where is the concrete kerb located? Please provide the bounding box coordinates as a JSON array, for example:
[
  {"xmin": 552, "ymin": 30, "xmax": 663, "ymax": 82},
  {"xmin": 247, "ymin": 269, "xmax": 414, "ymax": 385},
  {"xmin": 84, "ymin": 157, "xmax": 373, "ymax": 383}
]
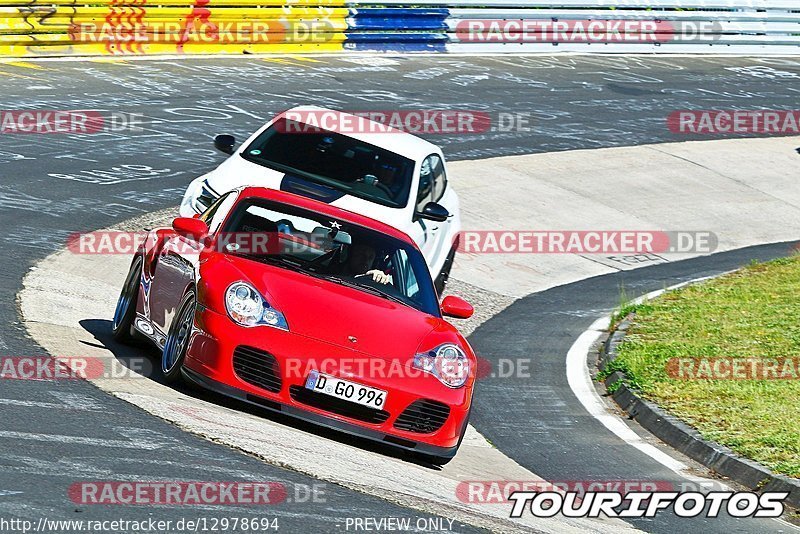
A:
[{"xmin": 596, "ymin": 281, "xmax": 800, "ymax": 509}]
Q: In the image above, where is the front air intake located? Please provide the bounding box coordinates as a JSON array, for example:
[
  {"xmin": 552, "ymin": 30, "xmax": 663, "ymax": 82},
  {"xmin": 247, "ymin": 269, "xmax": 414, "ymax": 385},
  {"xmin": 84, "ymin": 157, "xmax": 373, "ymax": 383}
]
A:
[
  {"xmin": 232, "ymin": 346, "xmax": 282, "ymax": 393},
  {"xmin": 394, "ymin": 399, "xmax": 450, "ymax": 434}
]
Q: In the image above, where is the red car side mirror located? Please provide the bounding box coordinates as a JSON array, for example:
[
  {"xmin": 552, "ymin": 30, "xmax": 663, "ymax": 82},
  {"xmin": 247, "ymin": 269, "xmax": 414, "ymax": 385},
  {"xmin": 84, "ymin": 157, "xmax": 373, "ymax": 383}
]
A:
[
  {"xmin": 441, "ymin": 295, "xmax": 474, "ymax": 319},
  {"xmin": 172, "ymin": 217, "xmax": 209, "ymax": 242}
]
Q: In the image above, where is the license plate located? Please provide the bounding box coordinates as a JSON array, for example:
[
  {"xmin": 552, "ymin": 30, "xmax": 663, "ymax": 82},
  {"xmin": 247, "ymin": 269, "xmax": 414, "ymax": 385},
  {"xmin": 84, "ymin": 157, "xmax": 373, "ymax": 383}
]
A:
[{"xmin": 304, "ymin": 370, "xmax": 387, "ymax": 410}]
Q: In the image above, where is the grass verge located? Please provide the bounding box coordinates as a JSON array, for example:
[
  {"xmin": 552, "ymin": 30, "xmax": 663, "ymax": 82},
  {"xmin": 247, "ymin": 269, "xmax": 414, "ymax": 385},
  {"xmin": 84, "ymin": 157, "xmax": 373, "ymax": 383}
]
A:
[{"xmin": 604, "ymin": 255, "xmax": 800, "ymax": 478}]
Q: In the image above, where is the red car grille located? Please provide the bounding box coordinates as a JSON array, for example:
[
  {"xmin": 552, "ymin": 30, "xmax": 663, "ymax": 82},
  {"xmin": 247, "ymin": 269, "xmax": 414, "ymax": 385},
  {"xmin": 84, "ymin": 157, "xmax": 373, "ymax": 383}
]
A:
[
  {"xmin": 232, "ymin": 346, "xmax": 282, "ymax": 393},
  {"xmin": 393, "ymin": 399, "xmax": 450, "ymax": 434},
  {"xmin": 288, "ymin": 385, "xmax": 390, "ymax": 425}
]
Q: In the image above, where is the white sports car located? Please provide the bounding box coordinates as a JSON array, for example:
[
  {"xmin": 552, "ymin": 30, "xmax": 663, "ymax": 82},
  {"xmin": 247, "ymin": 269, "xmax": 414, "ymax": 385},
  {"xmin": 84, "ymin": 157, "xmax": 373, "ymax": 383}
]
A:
[{"xmin": 180, "ymin": 106, "xmax": 461, "ymax": 294}]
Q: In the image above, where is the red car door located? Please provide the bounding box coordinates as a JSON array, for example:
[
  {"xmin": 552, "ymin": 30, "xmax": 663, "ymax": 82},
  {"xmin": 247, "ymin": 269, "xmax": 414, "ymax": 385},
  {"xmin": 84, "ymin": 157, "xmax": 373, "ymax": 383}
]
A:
[{"xmin": 149, "ymin": 235, "xmax": 202, "ymax": 342}]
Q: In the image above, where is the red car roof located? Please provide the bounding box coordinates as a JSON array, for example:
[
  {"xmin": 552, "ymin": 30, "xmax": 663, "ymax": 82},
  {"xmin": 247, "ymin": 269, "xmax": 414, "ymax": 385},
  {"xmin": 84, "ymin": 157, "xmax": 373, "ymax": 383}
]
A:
[{"xmin": 236, "ymin": 186, "xmax": 417, "ymax": 246}]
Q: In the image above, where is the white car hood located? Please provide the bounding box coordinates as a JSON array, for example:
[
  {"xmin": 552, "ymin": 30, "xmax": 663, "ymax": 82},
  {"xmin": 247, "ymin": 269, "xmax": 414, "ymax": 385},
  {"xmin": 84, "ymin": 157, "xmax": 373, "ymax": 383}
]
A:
[
  {"xmin": 206, "ymin": 153, "xmax": 412, "ymax": 233},
  {"xmin": 206, "ymin": 154, "xmax": 285, "ymax": 191}
]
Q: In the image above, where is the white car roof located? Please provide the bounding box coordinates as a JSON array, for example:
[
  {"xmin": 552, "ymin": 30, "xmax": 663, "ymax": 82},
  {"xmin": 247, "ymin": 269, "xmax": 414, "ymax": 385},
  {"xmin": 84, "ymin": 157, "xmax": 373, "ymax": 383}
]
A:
[{"xmin": 278, "ymin": 105, "xmax": 443, "ymax": 162}]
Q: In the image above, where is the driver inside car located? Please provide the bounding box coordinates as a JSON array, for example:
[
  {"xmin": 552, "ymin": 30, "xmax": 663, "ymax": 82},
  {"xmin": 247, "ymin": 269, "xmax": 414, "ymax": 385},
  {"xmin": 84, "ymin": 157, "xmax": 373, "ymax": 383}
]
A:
[
  {"xmin": 360, "ymin": 162, "xmax": 403, "ymax": 203},
  {"xmin": 346, "ymin": 243, "xmax": 393, "ymax": 285},
  {"xmin": 375, "ymin": 163, "xmax": 402, "ymax": 198}
]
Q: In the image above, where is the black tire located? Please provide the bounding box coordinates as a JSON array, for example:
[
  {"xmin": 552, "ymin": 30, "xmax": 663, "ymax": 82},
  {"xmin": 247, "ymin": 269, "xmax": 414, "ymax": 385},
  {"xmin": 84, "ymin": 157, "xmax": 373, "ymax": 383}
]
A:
[
  {"xmin": 161, "ymin": 291, "xmax": 196, "ymax": 385},
  {"xmin": 434, "ymin": 244, "xmax": 457, "ymax": 296},
  {"xmin": 112, "ymin": 257, "xmax": 143, "ymax": 343}
]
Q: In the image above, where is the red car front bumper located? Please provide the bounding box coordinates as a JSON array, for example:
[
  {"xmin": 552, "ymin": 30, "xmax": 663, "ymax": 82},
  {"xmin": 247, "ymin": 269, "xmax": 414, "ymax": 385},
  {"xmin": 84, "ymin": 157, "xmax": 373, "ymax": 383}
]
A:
[{"xmin": 182, "ymin": 306, "xmax": 472, "ymax": 457}]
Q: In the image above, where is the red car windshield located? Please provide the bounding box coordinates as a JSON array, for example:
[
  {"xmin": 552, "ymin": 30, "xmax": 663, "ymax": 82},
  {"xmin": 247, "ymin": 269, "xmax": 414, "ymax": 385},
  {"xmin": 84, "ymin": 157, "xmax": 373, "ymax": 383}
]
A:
[
  {"xmin": 241, "ymin": 118, "xmax": 415, "ymax": 209},
  {"xmin": 220, "ymin": 198, "xmax": 441, "ymax": 317}
]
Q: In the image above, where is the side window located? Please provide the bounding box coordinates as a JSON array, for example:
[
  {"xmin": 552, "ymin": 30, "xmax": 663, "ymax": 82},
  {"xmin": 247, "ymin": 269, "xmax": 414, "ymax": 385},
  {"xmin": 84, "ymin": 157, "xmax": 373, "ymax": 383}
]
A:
[
  {"xmin": 201, "ymin": 192, "xmax": 237, "ymax": 235},
  {"xmin": 431, "ymin": 155, "xmax": 447, "ymax": 202},
  {"xmin": 392, "ymin": 249, "xmax": 420, "ymax": 300},
  {"xmin": 416, "ymin": 156, "xmax": 435, "ymax": 212}
]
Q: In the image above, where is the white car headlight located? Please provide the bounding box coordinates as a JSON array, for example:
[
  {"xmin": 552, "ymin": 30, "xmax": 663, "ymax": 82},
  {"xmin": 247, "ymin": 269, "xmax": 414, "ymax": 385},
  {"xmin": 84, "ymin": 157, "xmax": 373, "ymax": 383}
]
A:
[
  {"xmin": 413, "ymin": 343, "xmax": 470, "ymax": 388},
  {"xmin": 225, "ymin": 282, "xmax": 288, "ymax": 330},
  {"xmin": 195, "ymin": 180, "xmax": 220, "ymax": 213}
]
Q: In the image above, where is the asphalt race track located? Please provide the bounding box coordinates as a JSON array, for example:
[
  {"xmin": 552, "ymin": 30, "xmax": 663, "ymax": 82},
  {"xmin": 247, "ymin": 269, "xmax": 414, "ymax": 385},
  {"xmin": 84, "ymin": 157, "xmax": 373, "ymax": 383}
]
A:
[
  {"xmin": 2, "ymin": 55, "xmax": 800, "ymax": 532},
  {"xmin": 470, "ymin": 241, "xmax": 800, "ymax": 534}
]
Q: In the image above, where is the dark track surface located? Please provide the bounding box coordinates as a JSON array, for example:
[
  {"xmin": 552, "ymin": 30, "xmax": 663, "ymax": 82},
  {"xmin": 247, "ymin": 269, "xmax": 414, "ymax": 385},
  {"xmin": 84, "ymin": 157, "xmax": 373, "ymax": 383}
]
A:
[
  {"xmin": 469, "ymin": 241, "xmax": 800, "ymax": 534},
  {"xmin": 1, "ymin": 55, "xmax": 799, "ymax": 531}
]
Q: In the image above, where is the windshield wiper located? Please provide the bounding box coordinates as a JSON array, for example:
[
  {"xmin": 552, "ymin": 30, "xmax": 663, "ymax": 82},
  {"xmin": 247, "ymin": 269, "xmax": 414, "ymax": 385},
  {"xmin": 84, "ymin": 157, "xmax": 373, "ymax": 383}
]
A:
[
  {"xmin": 241, "ymin": 153, "xmax": 359, "ymax": 194},
  {"xmin": 234, "ymin": 252, "xmax": 411, "ymax": 307},
  {"xmin": 236, "ymin": 253, "xmax": 310, "ymax": 273},
  {"xmin": 241, "ymin": 156, "xmax": 301, "ymax": 176},
  {"xmin": 241, "ymin": 154, "xmax": 335, "ymax": 185},
  {"xmin": 325, "ymin": 276, "xmax": 411, "ymax": 308}
]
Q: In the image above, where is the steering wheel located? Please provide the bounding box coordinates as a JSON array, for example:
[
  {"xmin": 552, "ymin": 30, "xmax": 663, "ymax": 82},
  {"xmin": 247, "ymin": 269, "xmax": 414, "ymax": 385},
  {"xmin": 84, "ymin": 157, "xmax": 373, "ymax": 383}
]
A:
[
  {"xmin": 305, "ymin": 246, "xmax": 341, "ymax": 270},
  {"xmin": 357, "ymin": 174, "xmax": 393, "ymax": 198},
  {"xmin": 373, "ymin": 182, "xmax": 393, "ymax": 197}
]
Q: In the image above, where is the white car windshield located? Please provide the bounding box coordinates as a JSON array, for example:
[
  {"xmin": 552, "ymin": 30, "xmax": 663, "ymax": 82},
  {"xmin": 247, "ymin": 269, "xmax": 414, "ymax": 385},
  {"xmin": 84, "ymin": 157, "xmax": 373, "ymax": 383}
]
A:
[{"xmin": 241, "ymin": 118, "xmax": 415, "ymax": 209}]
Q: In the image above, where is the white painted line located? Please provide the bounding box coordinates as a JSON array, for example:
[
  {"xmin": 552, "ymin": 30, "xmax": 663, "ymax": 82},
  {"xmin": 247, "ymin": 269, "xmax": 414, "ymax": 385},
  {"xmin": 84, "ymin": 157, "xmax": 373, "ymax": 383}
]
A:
[
  {"xmin": 566, "ymin": 320, "xmax": 695, "ymax": 475},
  {"xmin": 567, "ymin": 278, "xmax": 740, "ymax": 480},
  {"xmin": 0, "ymin": 491, "xmax": 23, "ymax": 497},
  {"xmin": 0, "ymin": 394, "xmax": 102, "ymax": 411},
  {"xmin": 566, "ymin": 273, "xmax": 800, "ymax": 530},
  {"xmin": 54, "ymin": 392, "xmax": 106, "ymax": 410},
  {"xmin": 0, "ymin": 430, "xmax": 164, "ymax": 450},
  {"xmin": 0, "ymin": 398, "xmax": 85, "ymax": 409}
]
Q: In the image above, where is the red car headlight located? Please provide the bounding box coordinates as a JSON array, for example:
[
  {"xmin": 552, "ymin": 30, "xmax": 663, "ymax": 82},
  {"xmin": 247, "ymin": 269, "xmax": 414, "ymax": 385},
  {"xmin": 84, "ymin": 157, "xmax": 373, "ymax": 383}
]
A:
[
  {"xmin": 225, "ymin": 281, "xmax": 288, "ymax": 330},
  {"xmin": 413, "ymin": 343, "xmax": 470, "ymax": 389}
]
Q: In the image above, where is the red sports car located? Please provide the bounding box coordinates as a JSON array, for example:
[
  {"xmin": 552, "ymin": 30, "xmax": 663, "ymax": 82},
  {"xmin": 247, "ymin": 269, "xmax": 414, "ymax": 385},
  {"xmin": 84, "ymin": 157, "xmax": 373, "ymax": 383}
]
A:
[{"xmin": 112, "ymin": 187, "xmax": 476, "ymax": 465}]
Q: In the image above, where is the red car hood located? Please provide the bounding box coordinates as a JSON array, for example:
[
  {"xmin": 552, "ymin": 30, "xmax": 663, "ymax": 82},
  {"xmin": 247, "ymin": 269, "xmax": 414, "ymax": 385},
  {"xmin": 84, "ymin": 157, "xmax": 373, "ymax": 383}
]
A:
[{"xmin": 224, "ymin": 256, "xmax": 439, "ymax": 362}]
